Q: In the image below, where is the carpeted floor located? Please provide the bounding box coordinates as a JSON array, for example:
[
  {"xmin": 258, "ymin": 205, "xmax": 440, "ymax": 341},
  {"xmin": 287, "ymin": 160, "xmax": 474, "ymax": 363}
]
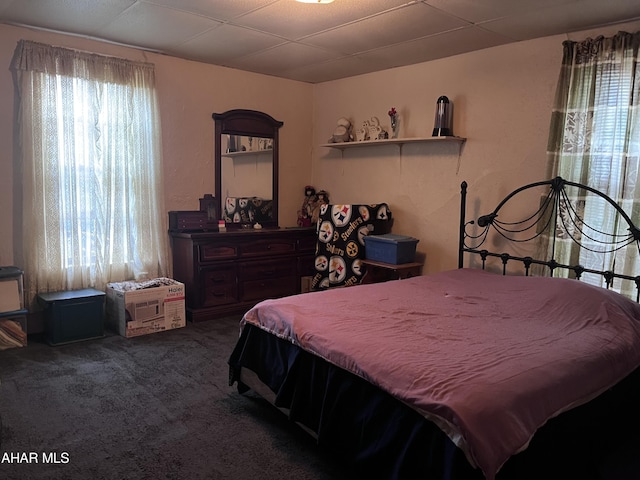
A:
[{"xmin": 0, "ymin": 316, "xmax": 351, "ymax": 480}]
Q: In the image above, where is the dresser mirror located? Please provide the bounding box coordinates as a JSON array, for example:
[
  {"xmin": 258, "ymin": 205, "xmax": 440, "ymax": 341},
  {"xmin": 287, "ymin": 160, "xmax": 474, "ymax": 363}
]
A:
[{"xmin": 213, "ymin": 109, "xmax": 283, "ymax": 228}]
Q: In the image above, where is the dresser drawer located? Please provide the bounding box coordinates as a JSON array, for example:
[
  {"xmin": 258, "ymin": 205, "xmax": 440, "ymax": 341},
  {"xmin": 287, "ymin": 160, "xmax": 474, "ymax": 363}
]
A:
[
  {"xmin": 239, "ymin": 259, "xmax": 296, "ymax": 281},
  {"xmin": 200, "ymin": 264, "xmax": 237, "ymax": 307},
  {"xmin": 170, "ymin": 228, "xmax": 318, "ymax": 322},
  {"xmin": 297, "ymin": 254, "xmax": 316, "ymax": 277},
  {"xmin": 297, "ymin": 234, "xmax": 317, "ymax": 253},
  {"xmin": 239, "ymin": 238, "xmax": 296, "ymax": 257},
  {"xmin": 199, "ymin": 242, "xmax": 238, "ymax": 261},
  {"xmin": 240, "ymin": 276, "xmax": 297, "ymax": 302}
]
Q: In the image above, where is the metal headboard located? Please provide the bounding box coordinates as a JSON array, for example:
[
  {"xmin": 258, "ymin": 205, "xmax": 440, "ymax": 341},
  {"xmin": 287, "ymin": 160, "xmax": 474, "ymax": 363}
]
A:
[{"xmin": 458, "ymin": 177, "xmax": 640, "ymax": 300}]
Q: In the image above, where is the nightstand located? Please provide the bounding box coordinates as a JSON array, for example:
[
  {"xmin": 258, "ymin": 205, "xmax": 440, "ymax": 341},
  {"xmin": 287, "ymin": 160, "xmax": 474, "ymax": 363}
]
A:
[{"xmin": 361, "ymin": 259, "xmax": 423, "ymax": 284}]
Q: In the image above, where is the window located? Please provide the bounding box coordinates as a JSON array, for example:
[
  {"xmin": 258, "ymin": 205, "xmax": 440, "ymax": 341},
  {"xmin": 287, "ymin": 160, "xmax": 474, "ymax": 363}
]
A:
[
  {"xmin": 545, "ymin": 31, "xmax": 640, "ymax": 297},
  {"xmin": 11, "ymin": 40, "xmax": 169, "ymax": 307}
]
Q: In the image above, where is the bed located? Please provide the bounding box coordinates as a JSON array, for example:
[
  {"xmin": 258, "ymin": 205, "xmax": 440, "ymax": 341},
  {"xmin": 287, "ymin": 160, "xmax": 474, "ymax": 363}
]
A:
[{"xmin": 228, "ymin": 177, "xmax": 640, "ymax": 480}]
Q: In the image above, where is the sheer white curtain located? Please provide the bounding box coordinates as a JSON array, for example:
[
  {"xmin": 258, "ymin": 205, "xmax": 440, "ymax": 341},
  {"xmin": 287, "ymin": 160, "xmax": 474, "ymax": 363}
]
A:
[
  {"xmin": 544, "ymin": 31, "xmax": 640, "ymax": 297},
  {"xmin": 11, "ymin": 40, "xmax": 169, "ymax": 307}
]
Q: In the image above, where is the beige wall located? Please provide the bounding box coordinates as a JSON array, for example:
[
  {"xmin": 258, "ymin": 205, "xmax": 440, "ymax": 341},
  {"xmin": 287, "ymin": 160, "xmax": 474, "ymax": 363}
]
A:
[
  {"xmin": 312, "ymin": 20, "xmax": 640, "ymax": 275},
  {"xmin": 2, "ymin": 20, "xmax": 639, "ymax": 278},
  {"xmin": 0, "ymin": 23, "xmax": 313, "ymax": 270}
]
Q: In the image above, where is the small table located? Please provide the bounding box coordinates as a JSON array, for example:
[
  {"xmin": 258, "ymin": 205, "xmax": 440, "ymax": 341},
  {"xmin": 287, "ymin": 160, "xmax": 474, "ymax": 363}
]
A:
[{"xmin": 361, "ymin": 259, "xmax": 423, "ymax": 284}]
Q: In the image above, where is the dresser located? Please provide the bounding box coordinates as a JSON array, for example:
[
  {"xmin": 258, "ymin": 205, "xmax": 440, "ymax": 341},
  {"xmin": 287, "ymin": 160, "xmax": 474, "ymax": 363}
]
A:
[{"xmin": 170, "ymin": 227, "xmax": 316, "ymax": 322}]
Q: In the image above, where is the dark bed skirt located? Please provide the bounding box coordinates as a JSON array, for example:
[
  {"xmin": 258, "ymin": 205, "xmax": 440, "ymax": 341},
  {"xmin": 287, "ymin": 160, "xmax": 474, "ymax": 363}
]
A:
[{"xmin": 228, "ymin": 324, "xmax": 640, "ymax": 480}]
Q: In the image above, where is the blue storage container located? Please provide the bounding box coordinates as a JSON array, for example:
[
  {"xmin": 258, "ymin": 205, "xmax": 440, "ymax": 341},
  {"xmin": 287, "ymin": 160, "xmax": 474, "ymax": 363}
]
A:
[{"xmin": 364, "ymin": 234, "xmax": 419, "ymax": 264}]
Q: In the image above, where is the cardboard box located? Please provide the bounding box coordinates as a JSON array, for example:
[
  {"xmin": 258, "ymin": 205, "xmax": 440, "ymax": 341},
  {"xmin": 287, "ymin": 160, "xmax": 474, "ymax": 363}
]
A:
[
  {"xmin": 300, "ymin": 276, "xmax": 313, "ymax": 293},
  {"xmin": 364, "ymin": 234, "xmax": 419, "ymax": 265},
  {"xmin": 106, "ymin": 279, "xmax": 186, "ymax": 338}
]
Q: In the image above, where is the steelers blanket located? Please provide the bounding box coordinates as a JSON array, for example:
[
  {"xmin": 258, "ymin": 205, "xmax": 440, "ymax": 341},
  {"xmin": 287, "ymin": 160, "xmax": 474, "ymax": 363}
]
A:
[
  {"xmin": 311, "ymin": 204, "xmax": 392, "ymax": 290},
  {"xmin": 223, "ymin": 196, "xmax": 273, "ymax": 224}
]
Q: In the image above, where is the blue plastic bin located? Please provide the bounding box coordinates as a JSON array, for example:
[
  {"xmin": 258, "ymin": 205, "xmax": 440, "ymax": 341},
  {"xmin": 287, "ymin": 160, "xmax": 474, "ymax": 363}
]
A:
[{"xmin": 364, "ymin": 234, "xmax": 419, "ymax": 264}]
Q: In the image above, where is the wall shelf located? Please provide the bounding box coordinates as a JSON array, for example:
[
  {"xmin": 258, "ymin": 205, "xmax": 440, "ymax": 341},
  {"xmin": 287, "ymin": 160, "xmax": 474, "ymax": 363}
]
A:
[
  {"xmin": 222, "ymin": 149, "xmax": 272, "ymax": 159},
  {"xmin": 319, "ymin": 136, "xmax": 466, "ymax": 151}
]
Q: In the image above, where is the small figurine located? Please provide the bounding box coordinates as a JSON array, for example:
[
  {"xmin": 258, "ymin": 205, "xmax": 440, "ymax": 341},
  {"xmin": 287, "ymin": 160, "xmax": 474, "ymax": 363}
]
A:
[
  {"xmin": 328, "ymin": 117, "xmax": 353, "ymax": 143},
  {"xmin": 297, "ymin": 185, "xmax": 317, "ymax": 227},
  {"xmin": 366, "ymin": 116, "xmax": 388, "ymax": 140},
  {"xmin": 356, "ymin": 121, "xmax": 369, "ymax": 142},
  {"xmin": 312, "ymin": 189, "xmax": 330, "ymax": 224}
]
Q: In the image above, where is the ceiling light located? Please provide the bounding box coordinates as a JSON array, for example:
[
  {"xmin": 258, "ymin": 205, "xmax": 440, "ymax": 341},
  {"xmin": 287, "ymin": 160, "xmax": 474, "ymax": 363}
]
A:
[{"xmin": 296, "ymin": 0, "xmax": 334, "ymax": 3}]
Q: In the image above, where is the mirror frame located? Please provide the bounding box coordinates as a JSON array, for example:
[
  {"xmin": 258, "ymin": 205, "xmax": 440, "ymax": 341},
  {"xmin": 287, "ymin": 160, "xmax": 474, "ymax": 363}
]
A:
[{"xmin": 213, "ymin": 109, "xmax": 283, "ymax": 228}]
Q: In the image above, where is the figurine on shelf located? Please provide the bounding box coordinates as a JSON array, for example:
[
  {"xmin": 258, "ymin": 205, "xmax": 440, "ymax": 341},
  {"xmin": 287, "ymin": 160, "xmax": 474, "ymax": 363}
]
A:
[
  {"xmin": 297, "ymin": 185, "xmax": 318, "ymax": 227},
  {"xmin": 364, "ymin": 116, "xmax": 388, "ymax": 140},
  {"xmin": 388, "ymin": 107, "xmax": 399, "ymax": 138},
  {"xmin": 356, "ymin": 122, "xmax": 369, "ymax": 142},
  {"xmin": 328, "ymin": 117, "xmax": 354, "ymax": 143}
]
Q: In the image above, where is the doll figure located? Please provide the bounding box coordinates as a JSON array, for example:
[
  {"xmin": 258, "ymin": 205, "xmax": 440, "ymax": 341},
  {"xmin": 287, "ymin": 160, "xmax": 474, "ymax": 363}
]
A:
[{"xmin": 297, "ymin": 185, "xmax": 317, "ymax": 227}]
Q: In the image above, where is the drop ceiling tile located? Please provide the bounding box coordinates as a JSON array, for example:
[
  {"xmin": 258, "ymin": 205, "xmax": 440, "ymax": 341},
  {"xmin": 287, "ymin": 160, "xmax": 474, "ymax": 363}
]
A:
[
  {"xmin": 357, "ymin": 26, "xmax": 511, "ymax": 68},
  {"xmin": 282, "ymin": 55, "xmax": 384, "ymax": 83},
  {"xmin": 98, "ymin": 2, "xmax": 221, "ymax": 50},
  {"xmin": 2, "ymin": 0, "xmax": 640, "ymax": 84},
  {"xmin": 482, "ymin": 0, "xmax": 640, "ymax": 41},
  {"xmin": 304, "ymin": 3, "xmax": 470, "ymax": 55},
  {"xmin": 0, "ymin": 0, "xmax": 136, "ymax": 34},
  {"xmin": 0, "ymin": 0, "xmax": 16, "ymax": 14},
  {"xmin": 142, "ymin": 0, "xmax": 279, "ymax": 21},
  {"xmin": 227, "ymin": 42, "xmax": 340, "ymax": 77},
  {"xmin": 232, "ymin": 0, "xmax": 416, "ymax": 40},
  {"xmin": 423, "ymin": 0, "xmax": 578, "ymax": 23},
  {"xmin": 170, "ymin": 24, "xmax": 285, "ymax": 64}
]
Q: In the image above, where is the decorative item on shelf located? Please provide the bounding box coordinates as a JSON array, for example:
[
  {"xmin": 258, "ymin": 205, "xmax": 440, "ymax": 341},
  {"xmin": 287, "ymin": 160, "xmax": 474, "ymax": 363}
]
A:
[
  {"xmin": 356, "ymin": 122, "xmax": 369, "ymax": 142},
  {"xmin": 227, "ymin": 134, "xmax": 238, "ymax": 153},
  {"xmin": 432, "ymin": 95, "xmax": 453, "ymax": 137},
  {"xmin": 388, "ymin": 107, "xmax": 399, "ymax": 138},
  {"xmin": 259, "ymin": 138, "xmax": 273, "ymax": 150},
  {"xmin": 365, "ymin": 117, "xmax": 380, "ymax": 139},
  {"xmin": 328, "ymin": 117, "xmax": 354, "ymax": 143},
  {"xmin": 362, "ymin": 117, "xmax": 388, "ymax": 141}
]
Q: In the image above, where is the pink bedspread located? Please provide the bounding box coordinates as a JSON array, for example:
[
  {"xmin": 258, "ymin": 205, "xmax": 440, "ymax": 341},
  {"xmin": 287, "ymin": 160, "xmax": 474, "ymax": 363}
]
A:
[{"xmin": 241, "ymin": 268, "xmax": 640, "ymax": 479}]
